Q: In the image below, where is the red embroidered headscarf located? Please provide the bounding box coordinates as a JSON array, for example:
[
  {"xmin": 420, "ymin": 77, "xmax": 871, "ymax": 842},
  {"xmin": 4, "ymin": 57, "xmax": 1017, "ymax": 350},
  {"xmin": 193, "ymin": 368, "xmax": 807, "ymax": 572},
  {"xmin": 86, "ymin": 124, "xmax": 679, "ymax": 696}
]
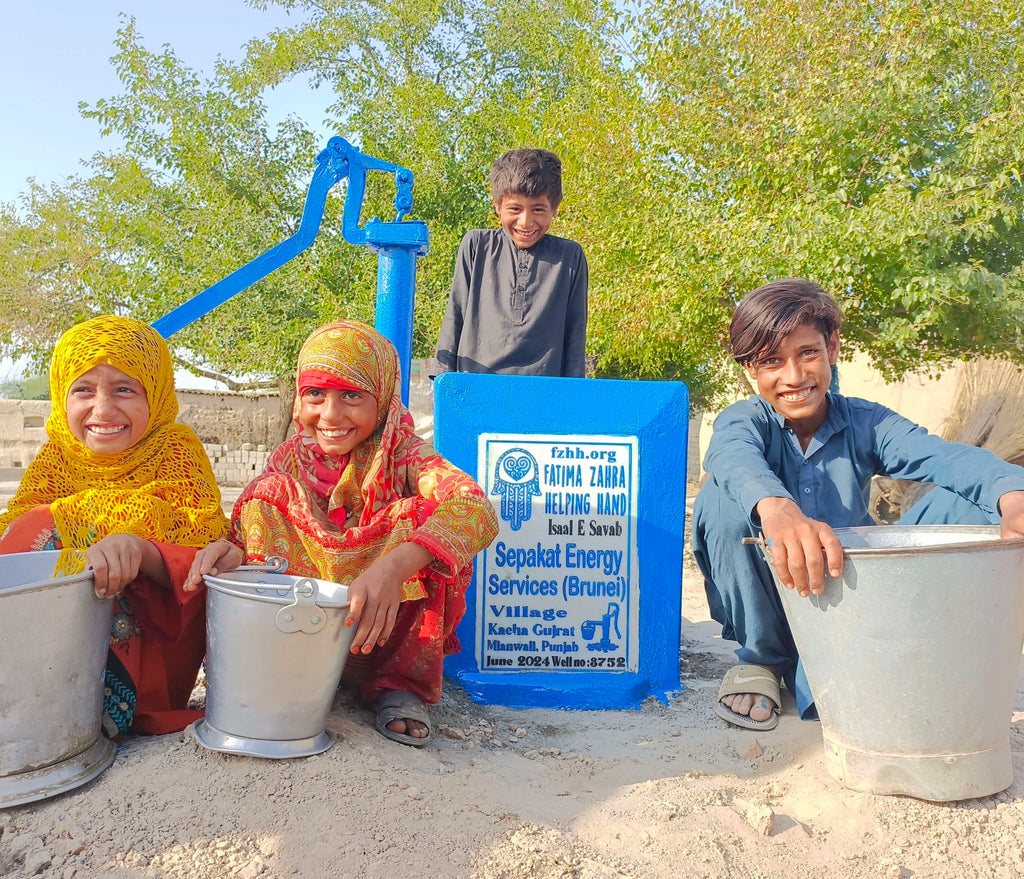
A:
[{"xmin": 265, "ymin": 319, "xmax": 417, "ymax": 525}]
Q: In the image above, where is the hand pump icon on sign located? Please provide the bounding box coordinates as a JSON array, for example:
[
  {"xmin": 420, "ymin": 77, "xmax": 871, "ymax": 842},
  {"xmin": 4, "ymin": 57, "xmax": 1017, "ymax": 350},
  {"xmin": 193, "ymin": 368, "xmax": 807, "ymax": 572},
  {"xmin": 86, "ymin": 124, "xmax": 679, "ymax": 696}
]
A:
[{"xmin": 581, "ymin": 603, "xmax": 621, "ymax": 653}]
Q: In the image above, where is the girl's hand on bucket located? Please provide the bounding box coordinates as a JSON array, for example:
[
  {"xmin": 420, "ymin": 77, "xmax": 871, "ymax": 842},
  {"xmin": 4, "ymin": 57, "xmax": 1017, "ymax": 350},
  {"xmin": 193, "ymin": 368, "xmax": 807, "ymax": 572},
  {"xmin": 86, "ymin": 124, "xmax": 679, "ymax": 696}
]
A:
[
  {"xmin": 346, "ymin": 542, "xmax": 435, "ymax": 654},
  {"xmin": 184, "ymin": 540, "xmax": 244, "ymax": 592},
  {"xmin": 345, "ymin": 566, "xmax": 402, "ymax": 654},
  {"xmin": 88, "ymin": 534, "xmax": 169, "ymax": 597},
  {"xmin": 756, "ymin": 497, "xmax": 843, "ymax": 597}
]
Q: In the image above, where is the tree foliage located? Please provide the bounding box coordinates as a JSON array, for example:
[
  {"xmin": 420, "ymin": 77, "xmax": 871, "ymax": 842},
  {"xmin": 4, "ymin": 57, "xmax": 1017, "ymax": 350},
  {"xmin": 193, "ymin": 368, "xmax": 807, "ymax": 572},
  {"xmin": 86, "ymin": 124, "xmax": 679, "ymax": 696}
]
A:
[
  {"xmin": 1, "ymin": 0, "xmax": 1023, "ymax": 406},
  {"xmin": 0, "ymin": 373, "xmax": 49, "ymax": 401},
  {"xmin": 242, "ymin": 0, "xmax": 634, "ymax": 363},
  {"xmin": 0, "ymin": 19, "xmax": 372, "ymax": 383},
  {"xmin": 626, "ymin": 0, "xmax": 1024, "ymax": 384}
]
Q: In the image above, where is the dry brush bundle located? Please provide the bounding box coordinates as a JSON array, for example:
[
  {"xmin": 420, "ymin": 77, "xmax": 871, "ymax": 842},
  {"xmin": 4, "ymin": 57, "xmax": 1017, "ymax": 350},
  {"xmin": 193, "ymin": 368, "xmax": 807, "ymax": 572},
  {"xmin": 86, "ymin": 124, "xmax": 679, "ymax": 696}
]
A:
[
  {"xmin": 941, "ymin": 359, "xmax": 1024, "ymax": 466},
  {"xmin": 874, "ymin": 359, "xmax": 1024, "ymax": 522}
]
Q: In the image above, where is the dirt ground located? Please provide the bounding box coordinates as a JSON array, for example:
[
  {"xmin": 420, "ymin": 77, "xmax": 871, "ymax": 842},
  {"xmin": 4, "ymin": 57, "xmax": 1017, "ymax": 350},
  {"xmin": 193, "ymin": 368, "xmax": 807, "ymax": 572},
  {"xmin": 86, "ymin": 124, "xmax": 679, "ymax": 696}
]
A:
[{"xmin": 4, "ymin": 488, "xmax": 1024, "ymax": 879}]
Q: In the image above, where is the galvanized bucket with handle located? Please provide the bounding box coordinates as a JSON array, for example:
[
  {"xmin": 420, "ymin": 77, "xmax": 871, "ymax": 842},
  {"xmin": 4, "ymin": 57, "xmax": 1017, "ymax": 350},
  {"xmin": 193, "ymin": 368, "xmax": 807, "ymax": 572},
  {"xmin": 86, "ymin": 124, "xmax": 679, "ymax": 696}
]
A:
[
  {"xmin": 0, "ymin": 550, "xmax": 114, "ymax": 808},
  {"xmin": 754, "ymin": 525, "xmax": 1024, "ymax": 801},
  {"xmin": 192, "ymin": 559, "xmax": 355, "ymax": 759}
]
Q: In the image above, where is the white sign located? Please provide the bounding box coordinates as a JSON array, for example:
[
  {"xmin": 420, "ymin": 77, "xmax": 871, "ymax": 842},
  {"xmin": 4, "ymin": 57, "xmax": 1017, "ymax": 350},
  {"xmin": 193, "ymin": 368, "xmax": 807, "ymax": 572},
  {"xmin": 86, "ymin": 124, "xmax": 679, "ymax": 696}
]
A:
[{"xmin": 477, "ymin": 434, "xmax": 639, "ymax": 672}]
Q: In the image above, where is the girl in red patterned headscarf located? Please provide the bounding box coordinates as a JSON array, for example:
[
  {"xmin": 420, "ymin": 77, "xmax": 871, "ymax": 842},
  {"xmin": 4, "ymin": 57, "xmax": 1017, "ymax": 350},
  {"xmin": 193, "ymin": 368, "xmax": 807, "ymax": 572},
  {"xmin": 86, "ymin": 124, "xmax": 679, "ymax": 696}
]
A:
[{"xmin": 187, "ymin": 320, "xmax": 498, "ymax": 745}]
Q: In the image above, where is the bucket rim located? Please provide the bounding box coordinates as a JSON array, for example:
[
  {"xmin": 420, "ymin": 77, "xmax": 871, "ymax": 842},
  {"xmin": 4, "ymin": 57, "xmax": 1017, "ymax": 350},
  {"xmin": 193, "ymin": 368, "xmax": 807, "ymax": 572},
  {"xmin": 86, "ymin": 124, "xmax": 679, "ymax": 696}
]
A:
[
  {"xmin": 832, "ymin": 525, "xmax": 1024, "ymax": 557},
  {"xmin": 0, "ymin": 550, "xmax": 96, "ymax": 598},
  {"xmin": 189, "ymin": 720, "xmax": 335, "ymax": 759},
  {"xmin": 744, "ymin": 525, "xmax": 1024, "ymax": 558},
  {"xmin": 0, "ymin": 736, "xmax": 116, "ymax": 808},
  {"xmin": 203, "ymin": 571, "xmax": 350, "ymax": 608}
]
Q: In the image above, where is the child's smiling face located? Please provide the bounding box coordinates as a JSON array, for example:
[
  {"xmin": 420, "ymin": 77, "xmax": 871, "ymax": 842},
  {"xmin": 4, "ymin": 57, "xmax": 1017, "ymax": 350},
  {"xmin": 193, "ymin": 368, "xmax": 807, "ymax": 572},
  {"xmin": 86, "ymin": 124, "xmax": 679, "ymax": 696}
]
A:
[
  {"xmin": 66, "ymin": 363, "xmax": 151, "ymax": 455},
  {"xmin": 494, "ymin": 193, "xmax": 555, "ymax": 249},
  {"xmin": 298, "ymin": 387, "xmax": 378, "ymax": 456},
  {"xmin": 747, "ymin": 324, "xmax": 839, "ymax": 446}
]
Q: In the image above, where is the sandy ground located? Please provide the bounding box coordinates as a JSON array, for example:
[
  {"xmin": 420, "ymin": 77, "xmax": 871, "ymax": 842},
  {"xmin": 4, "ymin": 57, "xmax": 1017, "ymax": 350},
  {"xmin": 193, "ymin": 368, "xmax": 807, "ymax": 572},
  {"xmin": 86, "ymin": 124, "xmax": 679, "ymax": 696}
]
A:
[{"xmin": 4, "ymin": 482, "xmax": 1024, "ymax": 879}]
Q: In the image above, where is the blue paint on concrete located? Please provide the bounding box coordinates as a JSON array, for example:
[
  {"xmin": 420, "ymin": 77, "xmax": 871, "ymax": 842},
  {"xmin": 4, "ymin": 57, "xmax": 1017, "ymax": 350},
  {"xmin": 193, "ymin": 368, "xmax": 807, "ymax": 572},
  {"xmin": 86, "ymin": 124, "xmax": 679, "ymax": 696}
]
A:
[{"xmin": 435, "ymin": 373, "xmax": 689, "ymax": 709}]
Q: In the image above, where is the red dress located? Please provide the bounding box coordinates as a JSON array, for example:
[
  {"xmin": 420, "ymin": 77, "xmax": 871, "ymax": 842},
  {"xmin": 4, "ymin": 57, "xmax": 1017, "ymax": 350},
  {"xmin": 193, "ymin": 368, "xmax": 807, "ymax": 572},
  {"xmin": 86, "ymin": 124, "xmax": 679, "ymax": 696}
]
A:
[{"xmin": 0, "ymin": 506, "xmax": 206, "ymax": 735}]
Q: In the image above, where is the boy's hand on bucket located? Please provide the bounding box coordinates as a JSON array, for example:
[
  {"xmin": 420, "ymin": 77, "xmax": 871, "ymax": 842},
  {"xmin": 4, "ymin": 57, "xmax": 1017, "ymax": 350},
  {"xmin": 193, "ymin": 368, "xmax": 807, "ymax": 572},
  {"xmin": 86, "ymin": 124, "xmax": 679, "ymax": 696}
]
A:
[
  {"xmin": 756, "ymin": 497, "xmax": 844, "ymax": 597},
  {"xmin": 997, "ymin": 490, "xmax": 1024, "ymax": 539}
]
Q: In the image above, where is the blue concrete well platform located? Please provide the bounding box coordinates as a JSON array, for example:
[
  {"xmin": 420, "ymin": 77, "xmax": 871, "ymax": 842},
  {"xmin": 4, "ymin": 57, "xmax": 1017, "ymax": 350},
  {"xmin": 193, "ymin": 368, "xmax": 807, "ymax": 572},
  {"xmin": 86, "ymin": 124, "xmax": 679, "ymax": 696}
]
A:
[{"xmin": 435, "ymin": 373, "xmax": 689, "ymax": 709}]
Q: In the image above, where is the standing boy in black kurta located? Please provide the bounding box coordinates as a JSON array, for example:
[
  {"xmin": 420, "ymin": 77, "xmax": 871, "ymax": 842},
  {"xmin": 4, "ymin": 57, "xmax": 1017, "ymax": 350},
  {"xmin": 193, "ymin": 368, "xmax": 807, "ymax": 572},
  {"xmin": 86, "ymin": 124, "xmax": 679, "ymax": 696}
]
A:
[{"xmin": 432, "ymin": 149, "xmax": 589, "ymax": 377}]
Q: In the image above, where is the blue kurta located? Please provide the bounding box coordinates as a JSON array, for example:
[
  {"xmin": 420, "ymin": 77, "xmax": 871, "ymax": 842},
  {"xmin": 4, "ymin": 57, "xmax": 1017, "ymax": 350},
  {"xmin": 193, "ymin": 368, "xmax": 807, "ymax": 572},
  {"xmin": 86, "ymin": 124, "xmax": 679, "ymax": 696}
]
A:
[{"xmin": 693, "ymin": 393, "xmax": 1024, "ymax": 718}]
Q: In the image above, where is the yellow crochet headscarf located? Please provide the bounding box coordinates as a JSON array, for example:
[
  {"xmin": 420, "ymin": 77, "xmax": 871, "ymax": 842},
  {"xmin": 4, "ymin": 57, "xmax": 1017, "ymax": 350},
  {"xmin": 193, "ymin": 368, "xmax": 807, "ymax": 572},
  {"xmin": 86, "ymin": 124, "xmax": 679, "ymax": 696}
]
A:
[{"xmin": 0, "ymin": 316, "xmax": 228, "ymax": 570}]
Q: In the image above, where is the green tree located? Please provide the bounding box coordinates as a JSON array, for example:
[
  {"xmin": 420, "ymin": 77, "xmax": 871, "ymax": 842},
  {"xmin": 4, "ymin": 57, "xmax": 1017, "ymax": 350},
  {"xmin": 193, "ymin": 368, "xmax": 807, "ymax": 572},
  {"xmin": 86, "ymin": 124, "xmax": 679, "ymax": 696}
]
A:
[
  {"xmin": 243, "ymin": 0, "xmax": 637, "ymax": 366},
  {"xmin": 626, "ymin": 0, "xmax": 1024, "ymax": 385},
  {"xmin": 0, "ymin": 18, "xmax": 374, "ymax": 390},
  {"xmin": 0, "ymin": 181, "xmax": 111, "ymax": 370},
  {"xmin": 3, "ymin": 0, "xmax": 1024, "ymax": 411},
  {"xmin": 2, "ymin": 3, "xmax": 648, "ymax": 388},
  {"xmin": 0, "ymin": 373, "xmax": 49, "ymax": 401}
]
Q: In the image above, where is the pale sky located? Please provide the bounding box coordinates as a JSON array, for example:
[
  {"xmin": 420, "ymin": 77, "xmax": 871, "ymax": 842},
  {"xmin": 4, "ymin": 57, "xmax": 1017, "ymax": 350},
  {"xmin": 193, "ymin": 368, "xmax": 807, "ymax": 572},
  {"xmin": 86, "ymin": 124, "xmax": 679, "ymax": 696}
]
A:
[
  {"xmin": 0, "ymin": 0, "xmax": 331, "ymax": 386},
  {"xmin": 0, "ymin": 0, "xmax": 330, "ymax": 203}
]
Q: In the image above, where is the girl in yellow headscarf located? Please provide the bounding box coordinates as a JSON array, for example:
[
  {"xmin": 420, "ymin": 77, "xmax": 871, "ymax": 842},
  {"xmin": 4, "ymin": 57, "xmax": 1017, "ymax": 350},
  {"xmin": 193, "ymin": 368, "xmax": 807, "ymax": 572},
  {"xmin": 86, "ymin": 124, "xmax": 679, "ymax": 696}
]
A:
[
  {"xmin": 186, "ymin": 320, "xmax": 498, "ymax": 746},
  {"xmin": 0, "ymin": 316, "xmax": 228, "ymax": 735}
]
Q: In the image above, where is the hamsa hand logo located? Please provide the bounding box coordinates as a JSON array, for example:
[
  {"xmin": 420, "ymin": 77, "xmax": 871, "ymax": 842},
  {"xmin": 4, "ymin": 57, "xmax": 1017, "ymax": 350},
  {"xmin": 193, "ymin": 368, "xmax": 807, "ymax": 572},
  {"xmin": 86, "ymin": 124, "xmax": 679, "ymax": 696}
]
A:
[{"xmin": 491, "ymin": 448, "xmax": 540, "ymax": 531}]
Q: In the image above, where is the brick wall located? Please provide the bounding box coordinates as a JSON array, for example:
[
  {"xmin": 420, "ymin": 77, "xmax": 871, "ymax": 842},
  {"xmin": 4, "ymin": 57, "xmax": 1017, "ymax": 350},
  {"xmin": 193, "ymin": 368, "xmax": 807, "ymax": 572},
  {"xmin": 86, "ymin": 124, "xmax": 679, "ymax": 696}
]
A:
[
  {"xmin": 202, "ymin": 442, "xmax": 271, "ymax": 486},
  {"xmin": 0, "ymin": 400, "xmax": 49, "ymax": 468}
]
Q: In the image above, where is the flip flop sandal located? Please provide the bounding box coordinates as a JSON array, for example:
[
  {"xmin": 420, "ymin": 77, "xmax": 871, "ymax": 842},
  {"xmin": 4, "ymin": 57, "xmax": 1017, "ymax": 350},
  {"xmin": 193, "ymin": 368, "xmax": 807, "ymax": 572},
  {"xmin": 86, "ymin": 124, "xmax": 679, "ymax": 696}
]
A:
[
  {"xmin": 374, "ymin": 689, "xmax": 432, "ymax": 747},
  {"xmin": 715, "ymin": 664, "xmax": 781, "ymax": 731}
]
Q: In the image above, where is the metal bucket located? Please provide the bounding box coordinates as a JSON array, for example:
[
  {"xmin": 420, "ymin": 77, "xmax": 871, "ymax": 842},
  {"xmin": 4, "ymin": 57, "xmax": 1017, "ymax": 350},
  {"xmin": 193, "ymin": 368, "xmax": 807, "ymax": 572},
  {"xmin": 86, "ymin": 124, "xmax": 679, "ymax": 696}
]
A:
[
  {"xmin": 193, "ymin": 564, "xmax": 354, "ymax": 758},
  {"xmin": 765, "ymin": 525, "xmax": 1024, "ymax": 801},
  {"xmin": 0, "ymin": 550, "xmax": 114, "ymax": 808}
]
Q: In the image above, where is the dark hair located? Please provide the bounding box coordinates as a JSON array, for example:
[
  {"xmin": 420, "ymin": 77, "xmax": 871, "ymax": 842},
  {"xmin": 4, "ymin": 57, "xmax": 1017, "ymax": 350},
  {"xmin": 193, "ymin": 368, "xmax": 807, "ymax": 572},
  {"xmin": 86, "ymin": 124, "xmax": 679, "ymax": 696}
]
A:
[
  {"xmin": 730, "ymin": 278, "xmax": 843, "ymax": 365},
  {"xmin": 489, "ymin": 148, "xmax": 563, "ymax": 208}
]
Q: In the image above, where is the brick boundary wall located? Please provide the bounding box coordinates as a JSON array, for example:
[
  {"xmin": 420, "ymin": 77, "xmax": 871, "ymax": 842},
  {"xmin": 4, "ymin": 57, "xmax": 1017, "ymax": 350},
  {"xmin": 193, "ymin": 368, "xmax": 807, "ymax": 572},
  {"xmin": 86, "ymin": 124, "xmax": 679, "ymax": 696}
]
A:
[{"xmin": 203, "ymin": 443, "xmax": 271, "ymax": 487}]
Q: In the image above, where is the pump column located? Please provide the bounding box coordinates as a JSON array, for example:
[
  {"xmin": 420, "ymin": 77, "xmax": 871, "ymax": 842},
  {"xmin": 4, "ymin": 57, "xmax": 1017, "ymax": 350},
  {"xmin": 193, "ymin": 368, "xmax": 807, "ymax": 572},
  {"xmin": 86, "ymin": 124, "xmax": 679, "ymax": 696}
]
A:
[{"xmin": 366, "ymin": 220, "xmax": 429, "ymax": 406}]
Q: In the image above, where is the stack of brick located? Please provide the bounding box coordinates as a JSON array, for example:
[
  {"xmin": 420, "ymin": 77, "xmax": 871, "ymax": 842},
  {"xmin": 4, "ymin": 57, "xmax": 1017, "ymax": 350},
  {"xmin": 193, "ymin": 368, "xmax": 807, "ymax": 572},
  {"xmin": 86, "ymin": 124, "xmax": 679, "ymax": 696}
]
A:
[{"xmin": 203, "ymin": 443, "xmax": 270, "ymax": 487}]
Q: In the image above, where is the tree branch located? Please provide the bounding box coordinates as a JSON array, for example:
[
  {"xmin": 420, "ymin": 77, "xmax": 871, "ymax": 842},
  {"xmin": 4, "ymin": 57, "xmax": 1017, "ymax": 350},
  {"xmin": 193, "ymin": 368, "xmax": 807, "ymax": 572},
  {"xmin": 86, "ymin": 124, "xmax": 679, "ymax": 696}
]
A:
[{"xmin": 172, "ymin": 356, "xmax": 279, "ymax": 391}]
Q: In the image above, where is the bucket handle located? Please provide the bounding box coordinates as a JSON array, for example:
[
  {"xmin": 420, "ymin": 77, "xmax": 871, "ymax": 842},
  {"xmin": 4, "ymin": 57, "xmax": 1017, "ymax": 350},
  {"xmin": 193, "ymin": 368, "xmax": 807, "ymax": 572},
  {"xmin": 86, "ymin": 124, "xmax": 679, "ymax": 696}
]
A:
[
  {"xmin": 236, "ymin": 556, "xmax": 289, "ymax": 574},
  {"xmin": 741, "ymin": 535, "xmax": 778, "ymax": 570},
  {"xmin": 275, "ymin": 578, "xmax": 327, "ymax": 635},
  {"xmin": 741, "ymin": 536, "xmax": 766, "ymax": 555}
]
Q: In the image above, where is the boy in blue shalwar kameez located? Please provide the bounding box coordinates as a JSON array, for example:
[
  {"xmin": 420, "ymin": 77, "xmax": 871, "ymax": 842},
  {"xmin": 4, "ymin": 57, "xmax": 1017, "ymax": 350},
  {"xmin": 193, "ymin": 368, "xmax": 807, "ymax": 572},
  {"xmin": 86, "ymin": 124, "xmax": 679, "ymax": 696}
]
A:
[{"xmin": 693, "ymin": 278, "xmax": 1024, "ymax": 730}]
